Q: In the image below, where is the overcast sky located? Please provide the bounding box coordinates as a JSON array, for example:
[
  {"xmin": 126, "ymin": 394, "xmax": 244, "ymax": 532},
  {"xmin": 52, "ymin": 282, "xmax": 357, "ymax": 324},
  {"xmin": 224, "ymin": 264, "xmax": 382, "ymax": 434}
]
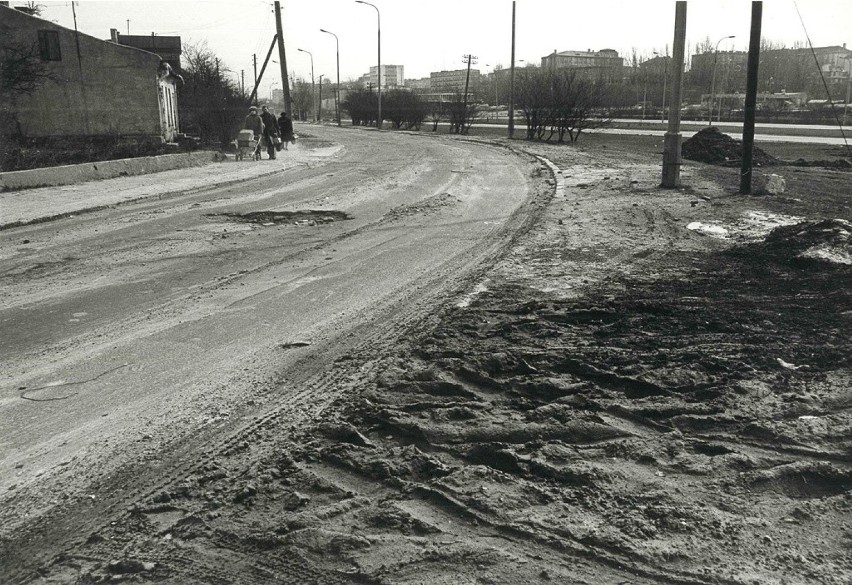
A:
[{"xmin": 28, "ymin": 0, "xmax": 852, "ymax": 97}]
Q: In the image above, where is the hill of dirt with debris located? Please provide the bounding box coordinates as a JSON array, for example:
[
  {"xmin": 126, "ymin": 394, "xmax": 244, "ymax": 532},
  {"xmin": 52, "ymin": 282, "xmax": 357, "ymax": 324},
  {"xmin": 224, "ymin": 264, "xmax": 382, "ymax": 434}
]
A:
[{"xmin": 682, "ymin": 126, "xmax": 781, "ymax": 166}]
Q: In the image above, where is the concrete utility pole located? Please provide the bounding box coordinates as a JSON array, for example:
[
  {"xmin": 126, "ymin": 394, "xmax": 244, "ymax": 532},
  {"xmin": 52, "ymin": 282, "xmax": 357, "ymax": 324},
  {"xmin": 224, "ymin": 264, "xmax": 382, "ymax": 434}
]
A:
[
  {"xmin": 740, "ymin": 1, "xmax": 763, "ymax": 195},
  {"xmin": 298, "ymin": 48, "xmax": 315, "ymax": 121},
  {"xmin": 661, "ymin": 1, "xmax": 687, "ymax": 188},
  {"xmin": 273, "ymin": 1, "xmax": 292, "ymax": 116},
  {"xmin": 356, "ymin": 1, "xmax": 381, "ymax": 129},
  {"xmin": 320, "ymin": 29, "xmax": 341, "ymax": 126},
  {"xmin": 709, "ymin": 35, "xmax": 735, "ymax": 125},
  {"xmin": 508, "ymin": 0, "xmax": 516, "ymax": 139}
]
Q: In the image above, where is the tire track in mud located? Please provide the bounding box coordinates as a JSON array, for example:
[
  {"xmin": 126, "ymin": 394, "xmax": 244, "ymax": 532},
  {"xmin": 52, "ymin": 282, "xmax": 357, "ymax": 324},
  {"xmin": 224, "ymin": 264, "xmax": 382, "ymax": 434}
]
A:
[{"xmin": 0, "ymin": 148, "xmax": 553, "ymax": 583}]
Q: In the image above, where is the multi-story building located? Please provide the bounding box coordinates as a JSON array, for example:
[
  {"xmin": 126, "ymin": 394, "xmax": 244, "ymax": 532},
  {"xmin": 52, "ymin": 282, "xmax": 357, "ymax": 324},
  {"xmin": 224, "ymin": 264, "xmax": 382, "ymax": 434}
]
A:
[
  {"xmin": 357, "ymin": 64, "xmax": 404, "ymax": 90},
  {"xmin": 405, "ymin": 77, "xmax": 431, "ymax": 92},
  {"xmin": 690, "ymin": 44, "xmax": 851, "ymax": 99},
  {"xmin": 541, "ymin": 48, "xmax": 623, "ymax": 78},
  {"xmin": 430, "ymin": 68, "xmax": 481, "ymax": 94}
]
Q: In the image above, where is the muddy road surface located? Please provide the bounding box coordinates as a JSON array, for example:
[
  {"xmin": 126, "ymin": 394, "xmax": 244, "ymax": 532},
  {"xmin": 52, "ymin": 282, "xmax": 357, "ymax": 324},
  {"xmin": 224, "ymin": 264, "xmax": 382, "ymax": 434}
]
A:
[
  {"xmin": 0, "ymin": 128, "xmax": 548, "ymax": 582},
  {"xmin": 1, "ymin": 131, "xmax": 849, "ymax": 585}
]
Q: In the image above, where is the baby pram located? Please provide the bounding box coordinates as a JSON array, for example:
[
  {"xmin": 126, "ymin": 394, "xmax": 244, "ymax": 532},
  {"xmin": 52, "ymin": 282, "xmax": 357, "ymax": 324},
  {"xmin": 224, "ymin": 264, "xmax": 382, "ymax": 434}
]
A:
[{"xmin": 235, "ymin": 129, "xmax": 261, "ymax": 161}]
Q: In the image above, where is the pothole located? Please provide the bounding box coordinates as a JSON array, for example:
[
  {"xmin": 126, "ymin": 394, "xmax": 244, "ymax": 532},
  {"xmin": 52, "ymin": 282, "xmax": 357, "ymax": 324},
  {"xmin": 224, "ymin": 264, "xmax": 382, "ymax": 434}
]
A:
[{"xmin": 208, "ymin": 210, "xmax": 351, "ymax": 227}]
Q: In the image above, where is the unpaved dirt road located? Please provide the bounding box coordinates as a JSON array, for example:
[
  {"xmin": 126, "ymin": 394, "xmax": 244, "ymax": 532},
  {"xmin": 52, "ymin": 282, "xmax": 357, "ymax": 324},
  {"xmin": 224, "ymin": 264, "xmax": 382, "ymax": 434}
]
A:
[
  {"xmin": 1, "ymin": 129, "xmax": 850, "ymax": 585},
  {"xmin": 0, "ymin": 128, "xmax": 547, "ymax": 582}
]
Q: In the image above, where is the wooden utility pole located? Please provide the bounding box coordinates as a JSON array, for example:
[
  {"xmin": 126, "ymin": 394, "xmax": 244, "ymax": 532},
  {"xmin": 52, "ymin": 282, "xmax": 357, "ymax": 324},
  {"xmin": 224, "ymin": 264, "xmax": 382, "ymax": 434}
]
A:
[
  {"xmin": 661, "ymin": 1, "xmax": 687, "ymax": 188},
  {"xmin": 248, "ymin": 35, "xmax": 279, "ymax": 106},
  {"xmin": 508, "ymin": 0, "xmax": 516, "ymax": 139},
  {"xmin": 740, "ymin": 1, "xmax": 763, "ymax": 194},
  {"xmin": 273, "ymin": 1, "xmax": 292, "ymax": 116},
  {"xmin": 252, "ymin": 54, "xmax": 258, "ymax": 105},
  {"xmin": 462, "ymin": 54, "xmax": 477, "ymax": 113}
]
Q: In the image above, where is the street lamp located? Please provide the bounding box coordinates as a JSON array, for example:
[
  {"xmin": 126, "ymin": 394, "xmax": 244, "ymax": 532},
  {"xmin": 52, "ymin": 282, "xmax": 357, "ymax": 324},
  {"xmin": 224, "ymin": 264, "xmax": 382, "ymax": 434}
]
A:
[
  {"xmin": 297, "ymin": 48, "xmax": 316, "ymax": 122},
  {"xmin": 320, "ymin": 28, "xmax": 341, "ymax": 126},
  {"xmin": 654, "ymin": 51, "xmax": 668, "ymax": 122},
  {"xmin": 844, "ymin": 56, "xmax": 852, "ymax": 127},
  {"xmin": 709, "ymin": 35, "xmax": 735, "ymax": 125},
  {"xmin": 355, "ymin": 0, "xmax": 381, "ymax": 129}
]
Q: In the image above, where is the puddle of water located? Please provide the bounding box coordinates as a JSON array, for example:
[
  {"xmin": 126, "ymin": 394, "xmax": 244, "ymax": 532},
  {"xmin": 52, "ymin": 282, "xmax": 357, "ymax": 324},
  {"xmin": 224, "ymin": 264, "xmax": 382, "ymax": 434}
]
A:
[{"xmin": 209, "ymin": 210, "xmax": 351, "ymax": 226}]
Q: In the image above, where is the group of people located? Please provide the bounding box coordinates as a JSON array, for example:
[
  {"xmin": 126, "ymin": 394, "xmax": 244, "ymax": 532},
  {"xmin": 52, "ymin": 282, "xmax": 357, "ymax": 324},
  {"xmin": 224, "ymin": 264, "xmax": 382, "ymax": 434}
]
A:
[{"xmin": 243, "ymin": 105, "xmax": 295, "ymax": 160}]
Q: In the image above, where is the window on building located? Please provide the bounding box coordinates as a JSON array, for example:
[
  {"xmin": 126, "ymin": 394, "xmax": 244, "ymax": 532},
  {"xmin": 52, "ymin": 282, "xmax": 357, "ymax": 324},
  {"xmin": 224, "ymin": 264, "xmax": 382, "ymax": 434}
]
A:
[{"xmin": 38, "ymin": 30, "xmax": 61, "ymax": 61}]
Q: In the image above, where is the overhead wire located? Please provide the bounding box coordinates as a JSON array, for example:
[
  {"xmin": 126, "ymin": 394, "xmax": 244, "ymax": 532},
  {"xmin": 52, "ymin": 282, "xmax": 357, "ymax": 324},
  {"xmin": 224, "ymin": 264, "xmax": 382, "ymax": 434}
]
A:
[{"xmin": 792, "ymin": 0, "xmax": 850, "ymax": 154}]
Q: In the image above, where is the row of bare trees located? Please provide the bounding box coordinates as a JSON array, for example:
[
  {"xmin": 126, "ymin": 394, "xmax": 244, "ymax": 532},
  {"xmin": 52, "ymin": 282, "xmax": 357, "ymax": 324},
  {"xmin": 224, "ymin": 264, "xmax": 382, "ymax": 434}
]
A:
[
  {"xmin": 342, "ymin": 88, "xmax": 430, "ymax": 130},
  {"xmin": 515, "ymin": 69, "xmax": 609, "ymax": 142}
]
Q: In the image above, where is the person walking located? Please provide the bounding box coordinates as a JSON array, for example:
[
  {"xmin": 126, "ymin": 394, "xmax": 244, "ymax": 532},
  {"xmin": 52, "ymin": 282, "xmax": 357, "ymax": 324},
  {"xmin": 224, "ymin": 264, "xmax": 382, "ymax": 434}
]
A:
[
  {"xmin": 278, "ymin": 111, "xmax": 295, "ymax": 151},
  {"xmin": 260, "ymin": 105, "xmax": 280, "ymax": 160},
  {"xmin": 243, "ymin": 105, "xmax": 264, "ymax": 159}
]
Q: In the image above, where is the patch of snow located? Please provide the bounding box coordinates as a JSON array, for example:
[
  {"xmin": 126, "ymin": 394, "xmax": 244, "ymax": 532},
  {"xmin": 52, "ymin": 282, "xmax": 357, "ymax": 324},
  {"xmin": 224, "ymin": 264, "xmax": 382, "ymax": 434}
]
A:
[
  {"xmin": 687, "ymin": 222, "xmax": 729, "ymax": 238},
  {"xmin": 456, "ymin": 281, "xmax": 490, "ymax": 308}
]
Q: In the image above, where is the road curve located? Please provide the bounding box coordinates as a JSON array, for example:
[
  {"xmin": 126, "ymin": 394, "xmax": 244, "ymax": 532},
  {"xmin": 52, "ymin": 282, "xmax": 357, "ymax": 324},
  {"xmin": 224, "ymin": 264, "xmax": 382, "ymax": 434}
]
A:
[{"xmin": 0, "ymin": 126, "xmax": 549, "ymax": 580}]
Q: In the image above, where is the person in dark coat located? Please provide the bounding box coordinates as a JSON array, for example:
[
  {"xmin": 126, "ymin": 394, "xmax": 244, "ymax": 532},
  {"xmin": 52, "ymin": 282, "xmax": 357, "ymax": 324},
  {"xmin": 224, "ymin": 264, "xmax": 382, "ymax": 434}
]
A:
[
  {"xmin": 243, "ymin": 106, "xmax": 264, "ymax": 159},
  {"xmin": 277, "ymin": 111, "xmax": 295, "ymax": 150},
  {"xmin": 260, "ymin": 105, "xmax": 280, "ymax": 159}
]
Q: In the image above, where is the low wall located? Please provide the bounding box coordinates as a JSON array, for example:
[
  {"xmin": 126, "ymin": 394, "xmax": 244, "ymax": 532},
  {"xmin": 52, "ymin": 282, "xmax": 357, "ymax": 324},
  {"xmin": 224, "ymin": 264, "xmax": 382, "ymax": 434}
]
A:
[{"xmin": 0, "ymin": 151, "xmax": 225, "ymax": 191}]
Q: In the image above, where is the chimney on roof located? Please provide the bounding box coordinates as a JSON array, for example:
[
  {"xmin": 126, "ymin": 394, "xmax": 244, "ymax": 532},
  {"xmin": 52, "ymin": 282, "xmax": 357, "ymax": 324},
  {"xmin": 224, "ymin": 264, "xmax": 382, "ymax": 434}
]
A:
[{"xmin": 110, "ymin": 28, "xmax": 120, "ymax": 42}]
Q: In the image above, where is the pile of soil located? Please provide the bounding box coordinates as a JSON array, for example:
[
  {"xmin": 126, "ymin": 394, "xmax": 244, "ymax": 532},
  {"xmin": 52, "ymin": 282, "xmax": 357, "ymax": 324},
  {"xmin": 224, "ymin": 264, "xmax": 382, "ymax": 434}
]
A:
[
  {"xmin": 790, "ymin": 157, "xmax": 852, "ymax": 170},
  {"xmin": 682, "ymin": 126, "xmax": 780, "ymax": 166}
]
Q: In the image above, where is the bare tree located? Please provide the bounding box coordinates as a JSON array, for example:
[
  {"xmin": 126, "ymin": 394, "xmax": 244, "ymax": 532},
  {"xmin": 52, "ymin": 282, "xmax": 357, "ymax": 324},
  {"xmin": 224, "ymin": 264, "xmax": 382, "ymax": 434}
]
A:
[
  {"xmin": 179, "ymin": 41, "xmax": 249, "ymax": 146},
  {"xmin": 446, "ymin": 92, "xmax": 478, "ymax": 135},
  {"xmin": 0, "ymin": 41, "xmax": 53, "ymax": 138}
]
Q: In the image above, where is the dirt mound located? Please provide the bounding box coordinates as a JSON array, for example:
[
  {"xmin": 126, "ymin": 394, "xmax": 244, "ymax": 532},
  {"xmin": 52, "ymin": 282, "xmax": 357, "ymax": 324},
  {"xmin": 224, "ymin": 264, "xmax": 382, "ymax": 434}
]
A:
[
  {"xmin": 763, "ymin": 218, "xmax": 852, "ymax": 264},
  {"xmin": 682, "ymin": 126, "xmax": 780, "ymax": 166},
  {"xmin": 790, "ymin": 158, "xmax": 852, "ymax": 171}
]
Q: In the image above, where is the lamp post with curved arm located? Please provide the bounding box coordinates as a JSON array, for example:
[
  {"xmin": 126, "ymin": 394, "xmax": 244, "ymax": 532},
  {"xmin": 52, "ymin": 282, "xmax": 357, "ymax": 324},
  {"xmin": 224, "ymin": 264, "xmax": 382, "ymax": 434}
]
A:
[
  {"xmin": 297, "ymin": 48, "xmax": 316, "ymax": 122},
  {"xmin": 709, "ymin": 35, "xmax": 735, "ymax": 125},
  {"xmin": 320, "ymin": 28, "xmax": 341, "ymax": 126},
  {"xmin": 355, "ymin": 0, "xmax": 381, "ymax": 129}
]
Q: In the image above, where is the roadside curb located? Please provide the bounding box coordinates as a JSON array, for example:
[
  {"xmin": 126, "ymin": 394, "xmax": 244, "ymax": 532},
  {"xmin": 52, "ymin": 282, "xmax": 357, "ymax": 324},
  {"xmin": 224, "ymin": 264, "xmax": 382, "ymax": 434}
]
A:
[
  {"xmin": 0, "ymin": 150, "xmax": 225, "ymax": 192},
  {"xmin": 533, "ymin": 155, "xmax": 566, "ymax": 198}
]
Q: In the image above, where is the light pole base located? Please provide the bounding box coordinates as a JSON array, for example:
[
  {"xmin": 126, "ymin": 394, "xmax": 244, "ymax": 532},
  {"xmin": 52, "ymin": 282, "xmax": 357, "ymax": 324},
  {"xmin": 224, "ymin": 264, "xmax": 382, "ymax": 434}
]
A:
[{"xmin": 661, "ymin": 132, "xmax": 682, "ymax": 188}]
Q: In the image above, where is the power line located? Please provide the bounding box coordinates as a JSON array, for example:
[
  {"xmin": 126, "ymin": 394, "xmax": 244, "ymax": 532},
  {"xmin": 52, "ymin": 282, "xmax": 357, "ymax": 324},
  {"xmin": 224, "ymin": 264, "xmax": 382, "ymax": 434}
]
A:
[{"xmin": 792, "ymin": 0, "xmax": 849, "ymax": 153}]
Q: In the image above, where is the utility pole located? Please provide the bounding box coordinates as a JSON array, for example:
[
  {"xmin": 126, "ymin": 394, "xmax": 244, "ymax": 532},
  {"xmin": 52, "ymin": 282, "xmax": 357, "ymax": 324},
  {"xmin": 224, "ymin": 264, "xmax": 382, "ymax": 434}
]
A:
[
  {"xmin": 740, "ymin": 1, "xmax": 763, "ymax": 194},
  {"xmin": 253, "ymin": 54, "xmax": 258, "ymax": 105},
  {"xmin": 843, "ymin": 56, "xmax": 851, "ymax": 127},
  {"xmin": 462, "ymin": 54, "xmax": 477, "ymax": 126},
  {"xmin": 508, "ymin": 0, "xmax": 516, "ymax": 139},
  {"xmin": 661, "ymin": 1, "xmax": 687, "ymax": 188},
  {"xmin": 319, "ymin": 75, "xmax": 324, "ymax": 121},
  {"xmin": 273, "ymin": 1, "xmax": 292, "ymax": 116},
  {"xmin": 248, "ymin": 35, "xmax": 278, "ymax": 105},
  {"xmin": 241, "ymin": 69, "xmax": 245, "ymax": 97}
]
